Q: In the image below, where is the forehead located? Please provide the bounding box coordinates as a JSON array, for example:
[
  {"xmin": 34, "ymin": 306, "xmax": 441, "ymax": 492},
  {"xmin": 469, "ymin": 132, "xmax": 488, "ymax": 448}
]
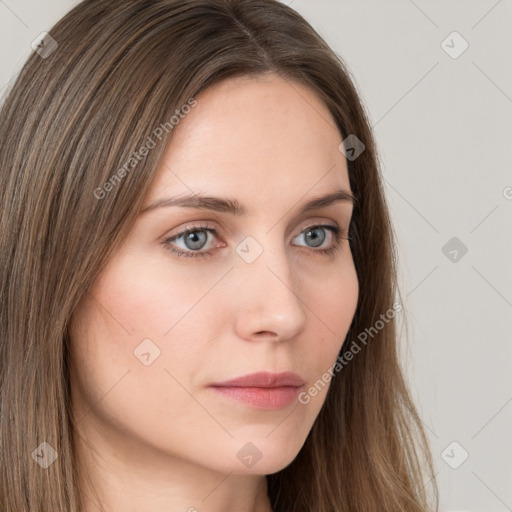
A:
[{"xmin": 148, "ymin": 74, "xmax": 350, "ymax": 204}]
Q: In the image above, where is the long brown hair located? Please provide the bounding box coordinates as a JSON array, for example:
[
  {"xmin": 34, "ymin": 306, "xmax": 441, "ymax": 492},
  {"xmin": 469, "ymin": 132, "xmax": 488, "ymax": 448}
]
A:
[{"xmin": 0, "ymin": 1, "xmax": 439, "ymax": 510}]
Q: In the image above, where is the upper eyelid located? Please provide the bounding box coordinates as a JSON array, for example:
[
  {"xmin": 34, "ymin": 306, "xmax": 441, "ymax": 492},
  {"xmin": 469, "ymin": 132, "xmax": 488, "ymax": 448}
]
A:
[
  {"xmin": 164, "ymin": 221, "xmax": 344, "ymax": 246},
  {"xmin": 165, "ymin": 216, "xmax": 344, "ymax": 239}
]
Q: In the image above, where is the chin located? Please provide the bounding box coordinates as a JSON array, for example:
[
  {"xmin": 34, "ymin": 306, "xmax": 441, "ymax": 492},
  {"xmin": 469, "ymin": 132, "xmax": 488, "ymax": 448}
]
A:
[{"xmin": 216, "ymin": 437, "xmax": 304, "ymax": 476}]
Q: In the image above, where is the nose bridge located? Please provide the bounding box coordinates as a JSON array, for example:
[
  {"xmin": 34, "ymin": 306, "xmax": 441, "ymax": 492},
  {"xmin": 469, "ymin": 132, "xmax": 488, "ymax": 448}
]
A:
[{"xmin": 233, "ymin": 232, "xmax": 308, "ymax": 340}]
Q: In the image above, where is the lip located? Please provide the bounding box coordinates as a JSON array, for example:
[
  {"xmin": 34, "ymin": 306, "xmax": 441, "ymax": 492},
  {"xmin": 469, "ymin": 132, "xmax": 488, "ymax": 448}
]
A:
[
  {"xmin": 210, "ymin": 371, "xmax": 305, "ymax": 388},
  {"xmin": 209, "ymin": 371, "xmax": 305, "ymax": 410}
]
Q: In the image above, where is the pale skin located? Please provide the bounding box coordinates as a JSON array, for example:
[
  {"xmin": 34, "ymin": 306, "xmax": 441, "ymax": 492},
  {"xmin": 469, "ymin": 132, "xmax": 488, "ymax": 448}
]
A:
[{"xmin": 69, "ymin": 72, "xmax": 359, "ymax": 512}]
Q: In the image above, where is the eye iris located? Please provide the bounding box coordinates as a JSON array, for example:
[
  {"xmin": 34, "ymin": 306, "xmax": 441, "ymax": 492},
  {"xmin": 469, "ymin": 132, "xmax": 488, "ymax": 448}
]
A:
[
  {"xmin": 305, "ymin": 227, "xmax": 325, "ymax": 247},
  {"xmin": 184, "ymin": 230, "xmax": 207, "ymax": 250}
]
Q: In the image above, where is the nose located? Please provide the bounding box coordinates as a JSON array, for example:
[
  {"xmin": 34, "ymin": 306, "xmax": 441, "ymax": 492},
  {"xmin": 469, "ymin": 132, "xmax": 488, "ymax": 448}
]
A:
[{"xmin": 232, "ymin": 246, "xmax": 308, "ymax": 343}]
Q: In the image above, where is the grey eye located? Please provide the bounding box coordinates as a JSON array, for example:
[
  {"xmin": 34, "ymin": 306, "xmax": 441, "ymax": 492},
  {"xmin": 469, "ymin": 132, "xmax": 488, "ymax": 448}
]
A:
[
  {"xmin": 175, "ymin": 229, "xmax": 211, "ymax": 251},
  {"xmin": 303, "ymin": 227, "xmax": 326, "ymax": 247},
  {"xmin": 293, "ymin": 226, "xmax": 330, "ymax": 248}
]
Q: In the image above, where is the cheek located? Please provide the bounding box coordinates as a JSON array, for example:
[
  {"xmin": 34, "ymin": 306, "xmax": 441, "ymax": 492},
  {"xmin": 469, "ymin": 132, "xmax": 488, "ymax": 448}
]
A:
[
  {"xmin": 304, "ymin": 258, "xmax": 359, "ymax": 378},
  {"xmin": 70, "ymin": 256, "xmax": 222, "ymax": 400},
  {"xmin": 68, "ymin": 281, "xmax": 207, "ymax": 441},
  {"xmin": 314, "ymin": 256, "xmax": 359, "ymax": 335},
  {"xmin": 88, "ymin": 253, "xmax": 217, "ymax": 339}
]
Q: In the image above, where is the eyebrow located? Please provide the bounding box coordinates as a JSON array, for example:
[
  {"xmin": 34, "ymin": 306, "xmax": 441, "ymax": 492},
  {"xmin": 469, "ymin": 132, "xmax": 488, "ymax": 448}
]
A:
[{"xmin": 139, "ymin": 186, "xmax": 356, "ymax": 216}]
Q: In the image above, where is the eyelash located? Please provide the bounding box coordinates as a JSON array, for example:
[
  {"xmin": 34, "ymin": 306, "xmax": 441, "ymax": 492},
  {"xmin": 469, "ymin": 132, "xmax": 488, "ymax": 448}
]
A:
[{"xmin": 161, "ymin": 222, "xmax": 351, "ymax": 259}]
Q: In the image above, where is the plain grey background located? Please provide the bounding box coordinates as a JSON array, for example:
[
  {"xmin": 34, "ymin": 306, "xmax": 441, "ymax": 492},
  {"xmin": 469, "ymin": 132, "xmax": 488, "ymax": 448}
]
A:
[{"xmin": 1, "ymin": 1, "xmax": 511, "ymax": 510}]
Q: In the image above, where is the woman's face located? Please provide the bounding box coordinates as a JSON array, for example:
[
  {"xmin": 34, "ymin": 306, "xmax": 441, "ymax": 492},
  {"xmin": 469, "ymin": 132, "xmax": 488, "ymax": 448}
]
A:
[{"xmin": 69, "ymin": 73, "xmax": 359, "ymax": 478}]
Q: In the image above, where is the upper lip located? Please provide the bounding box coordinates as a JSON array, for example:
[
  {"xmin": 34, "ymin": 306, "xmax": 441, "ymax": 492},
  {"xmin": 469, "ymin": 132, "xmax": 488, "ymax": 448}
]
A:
[{"xmin": 210, "ymin": 371, "xmax": 305, "ymax": 388}]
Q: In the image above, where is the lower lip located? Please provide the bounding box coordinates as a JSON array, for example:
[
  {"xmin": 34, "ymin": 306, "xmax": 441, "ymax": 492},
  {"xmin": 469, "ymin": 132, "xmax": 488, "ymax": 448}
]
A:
[{"xmin": 209, "ymin": 385, "xmax": 302, "ymax": 409}]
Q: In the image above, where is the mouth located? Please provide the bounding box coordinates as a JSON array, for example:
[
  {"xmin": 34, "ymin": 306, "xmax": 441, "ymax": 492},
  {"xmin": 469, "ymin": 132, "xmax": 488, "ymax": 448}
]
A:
[{"xmin": 208, "ymin": 371, "xmax": 305, "ymax": 410}]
